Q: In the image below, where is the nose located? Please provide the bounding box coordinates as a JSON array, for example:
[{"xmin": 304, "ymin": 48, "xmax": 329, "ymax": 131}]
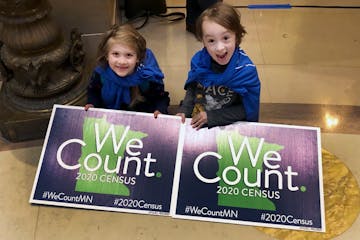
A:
[
  {"xmin": 215, "ymin": 42, "xmax": 225, "ymax": 52},
  {"xmin": 117, "ymin": 56, "xmax": 127, "ymax": 65}
]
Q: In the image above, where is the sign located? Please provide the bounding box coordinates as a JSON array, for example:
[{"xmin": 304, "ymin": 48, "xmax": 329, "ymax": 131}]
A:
[
  {"xmin": 30, "ymin": 105, "xmax": 182, "ymax": 215},
  {"xmin": 30, "ymin": 105, "xmax": 325, "ymax": 232},
  {"xmin": 171, "ymin": 121, "xmax": 325, "ymax": 232}
]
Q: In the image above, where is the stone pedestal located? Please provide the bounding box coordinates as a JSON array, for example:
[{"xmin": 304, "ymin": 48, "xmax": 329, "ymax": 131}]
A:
[
  {"xmin": 0, "ymin": 0, "xmax": 87, "ymax": 142},
  {"xmin": 0, "ymin": 75, "xmax": 87, "ymax": 142}
]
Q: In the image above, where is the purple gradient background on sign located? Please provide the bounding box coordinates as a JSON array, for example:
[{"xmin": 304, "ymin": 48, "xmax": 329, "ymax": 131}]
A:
[
  {"xmin": 33, "ymin": 107, "xmax": 181, "ymax": 213},
  {"xmin": 176, "ymin": 123, "xmax": 323, "ymax": 229}
]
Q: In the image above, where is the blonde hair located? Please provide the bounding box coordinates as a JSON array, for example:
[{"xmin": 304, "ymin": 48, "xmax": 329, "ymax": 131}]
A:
[
  {"xmin": 195, "ymin": 2, "xmax": 246, "ymax": 46},
  {"xmin": 96, "ymin": 24, "xmax": 147, "ymax": 66}
]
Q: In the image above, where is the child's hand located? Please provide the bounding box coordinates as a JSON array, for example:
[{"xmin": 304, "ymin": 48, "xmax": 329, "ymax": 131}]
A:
[
  {"xmin": 191, "ymin": 111, "xmax": 208, "ymax": 130},
  {"xmin": 84, "ymin": 104, "xmax": 94, "ymax": 111},
  {"xmin": 176, "ymin": 113, "xmax": 186, "ymax": 123},
  {"xmin": 154, "ymin": 110, "xmax": 161, "ymax": 118}
]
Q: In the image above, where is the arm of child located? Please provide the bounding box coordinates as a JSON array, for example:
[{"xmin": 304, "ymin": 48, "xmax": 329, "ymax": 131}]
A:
[
  {"xmin": 177, "ymin": 83, "xmax": 196, "ymax": 118},
  {"xmin": 206, "ymin": 103, "xmax": 246, "ymax": 128},
  {"xmin": 85, "ymin": 72, "xmax": 103, "ymax": 109}
]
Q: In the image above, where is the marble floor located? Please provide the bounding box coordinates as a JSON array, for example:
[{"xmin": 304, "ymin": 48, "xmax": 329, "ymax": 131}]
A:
[{"xmin": 1, "ymin": 0, "xmax": 360, "ymax": 239}]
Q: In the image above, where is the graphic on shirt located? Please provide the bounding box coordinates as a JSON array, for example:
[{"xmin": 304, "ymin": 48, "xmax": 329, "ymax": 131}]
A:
[
  {"xmin": 215, "ymin": 131, "xmax": 284, "ymax": 211},
  {"xmin": 204, "ymin": 86, "xmax": 235, "ymax": 111},
  {"xmin": 75, "ymin": 116, "xmax": 148, "ymax": 196}
]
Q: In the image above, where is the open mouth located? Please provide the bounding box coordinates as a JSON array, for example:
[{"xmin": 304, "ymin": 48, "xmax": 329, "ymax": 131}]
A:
[
  {"xmin": 216, "ymin": 52, "xmax": 228, "ymax": 63},
  {"xmin": 217, "ymin": 53, "xmax": 227, "ymax": 59}
]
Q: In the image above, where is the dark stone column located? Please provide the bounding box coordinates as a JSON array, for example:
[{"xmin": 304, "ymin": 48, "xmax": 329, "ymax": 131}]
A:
[{"xmin": 0, "ymin": 0, "xmax": 87, "ymax": 142}]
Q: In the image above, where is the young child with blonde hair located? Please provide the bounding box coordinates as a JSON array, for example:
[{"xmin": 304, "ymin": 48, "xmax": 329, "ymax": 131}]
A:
[{"xmin": 85, "ymin": 24, "xmax": 169, "ymax": 115}]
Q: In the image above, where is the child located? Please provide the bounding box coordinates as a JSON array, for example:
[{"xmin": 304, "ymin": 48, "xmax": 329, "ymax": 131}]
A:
[
  {"xmin": 177, "ymin": 2, "xmax": 260, "ymax": 129},
  {"xmin": 85, "ymin": 24, "xmax": 170, "ymax": 115}
]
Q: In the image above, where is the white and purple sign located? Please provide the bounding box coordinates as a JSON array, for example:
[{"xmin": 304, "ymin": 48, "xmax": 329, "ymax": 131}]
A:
[
  {"xmin": 30, "ymin": 105, "xmax": 325, "ymax": 232},
  {"xmin": 171, "ymin": 121, "xmax": 325, "ymax": 232},
  {"xmin": 30, "ymin": 105, "xmax": 182, "ymax": 215}
]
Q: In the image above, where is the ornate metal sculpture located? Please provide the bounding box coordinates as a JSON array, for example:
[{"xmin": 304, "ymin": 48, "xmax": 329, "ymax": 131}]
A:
[{"xmin": 0, "ymin": 0, "xmax": 87, "ymax": 141}]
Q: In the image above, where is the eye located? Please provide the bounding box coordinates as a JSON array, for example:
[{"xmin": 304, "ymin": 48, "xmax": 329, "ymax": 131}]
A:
[
  {"xmin": 111, "ymin": 52, "xmax": 120, "ymax": 57},
  {"xmin": 223, "ymin": 35, "xmax": 230, "ymax": 41},
  {"xmin": 207, "ymin": 39, "xmax": 215, "ymax": 44}
]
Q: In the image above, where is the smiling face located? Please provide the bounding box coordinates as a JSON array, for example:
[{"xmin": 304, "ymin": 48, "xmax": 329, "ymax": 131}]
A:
[
  {"xmin": 107, "ymin": 42, "xmax": 139, "ymax": 77},
  {"xmin": 201, "ymin": 18, "xmax": 236, "ymax": 65}
]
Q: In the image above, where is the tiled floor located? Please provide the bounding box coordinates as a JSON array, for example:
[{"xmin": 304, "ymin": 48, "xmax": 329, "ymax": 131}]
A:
[{"xmin": 1, "ymin": 0, "xmax": 360, "ymax": 239}]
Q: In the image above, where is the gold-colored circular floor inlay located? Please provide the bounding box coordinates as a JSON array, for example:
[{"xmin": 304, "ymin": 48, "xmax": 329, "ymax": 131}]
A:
[{"xmin": 257, "ymin": 149, "xmax": 360, "ymax": 240}]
